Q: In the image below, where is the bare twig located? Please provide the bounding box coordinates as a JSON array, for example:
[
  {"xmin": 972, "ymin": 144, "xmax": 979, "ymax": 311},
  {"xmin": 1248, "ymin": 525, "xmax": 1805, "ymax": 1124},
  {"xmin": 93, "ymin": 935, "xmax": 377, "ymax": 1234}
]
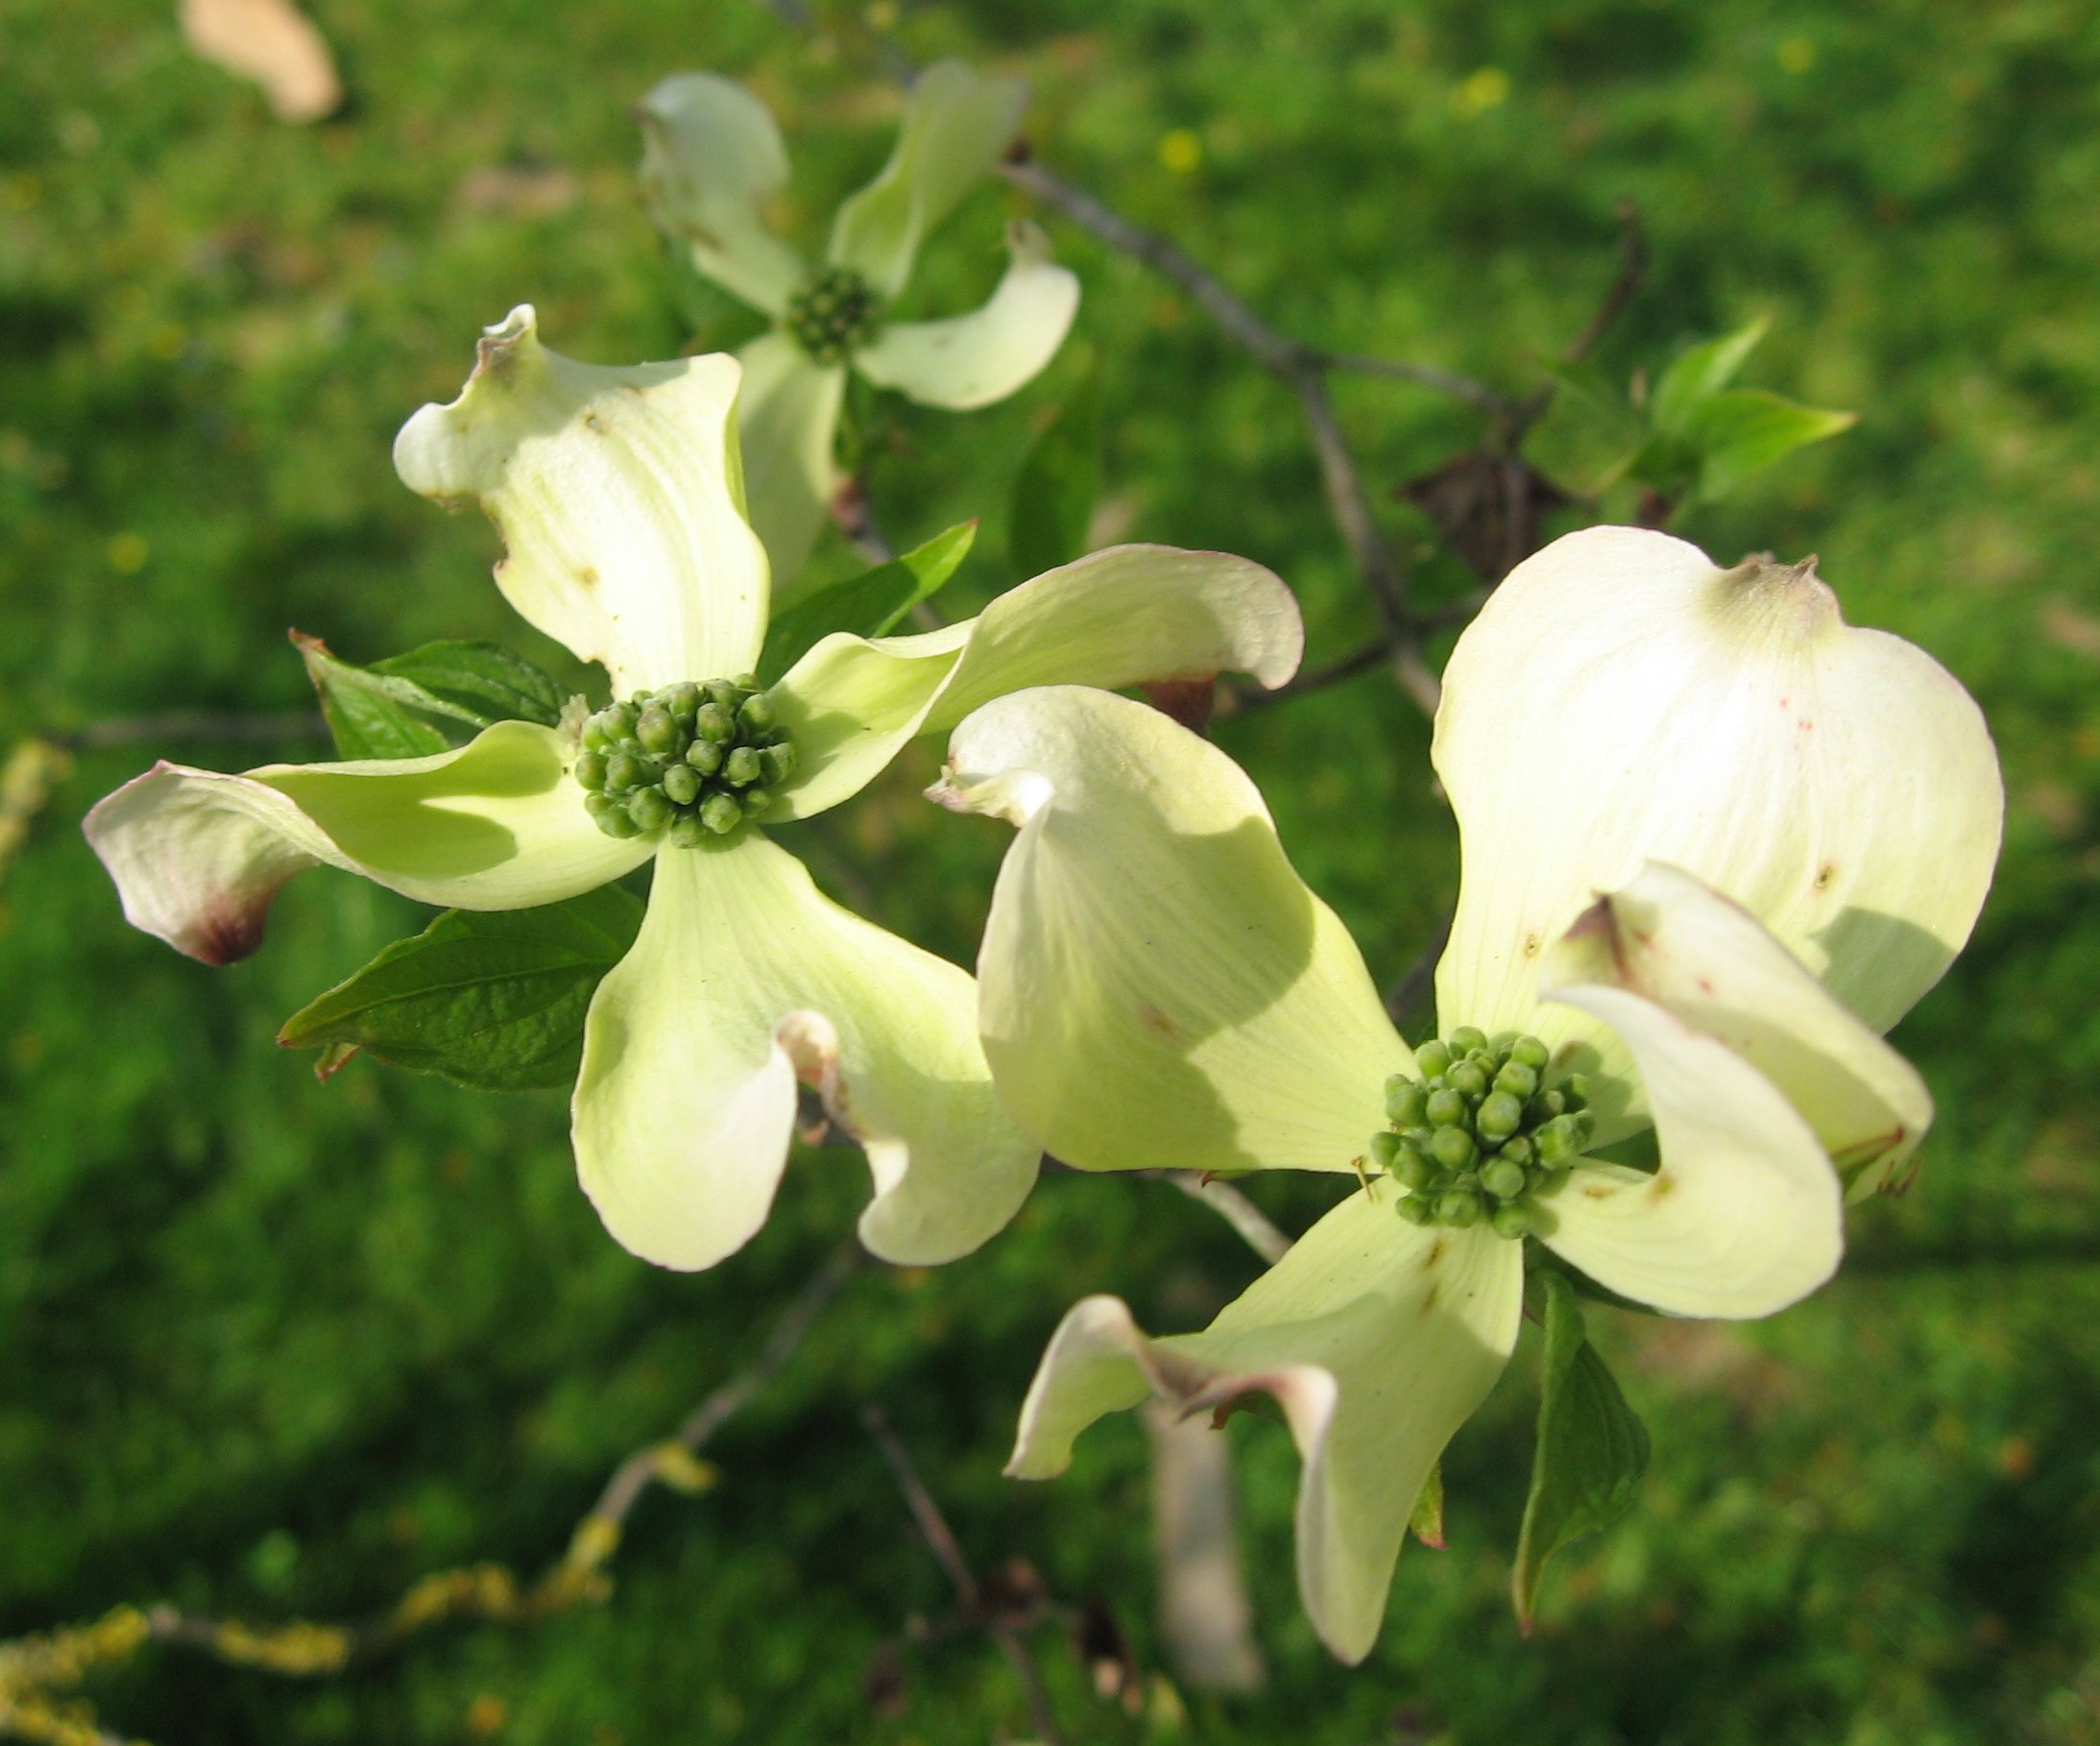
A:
[
  {"xmin": 584, "ymin": 1241, "xmax": 860, "ymax": 1537},
  {"xmin": 1156, "ymin": 1174, "xmax": 1291, "ymax": 1266},
  {"xmin": 864, "ymin": 1407, "xmax": 1068, "ymax": 1746},
  {"xmin": 1219, "ymin": 634, "xmax": 1398, "ymax": 716},
  {"xmin": 1506, "ymin": 200, "xmax": 1648, "ymax": 444},
  {"xmin": 1002, "ymin": 157, "xmax": 1466, "ymax": 716},
  {"xmin": 0, "ymin": 1247, "xmax": 860, "ymax": 1745},
  {"xmin": 50, "ymin": 711, "xmax": 327, "ymax": 751},
  {"xmin": 1385, "ymin": 910, "xmax": 1453, "ymax": 1033}
]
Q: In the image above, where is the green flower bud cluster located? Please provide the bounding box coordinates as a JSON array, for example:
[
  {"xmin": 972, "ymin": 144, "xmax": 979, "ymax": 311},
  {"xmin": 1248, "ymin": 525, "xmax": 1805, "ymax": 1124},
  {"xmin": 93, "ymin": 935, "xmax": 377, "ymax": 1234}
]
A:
[
  {"xmin": 573, "ymin": 677, "xmax": 796, "ymax": 846},
  {"xmin": 784, "ymin": 266, "xmax": 882, "ymax": 365},
  {"xmin": 1368, "ymin": 1029, "xmax": 1594, "ymax": 1241}
]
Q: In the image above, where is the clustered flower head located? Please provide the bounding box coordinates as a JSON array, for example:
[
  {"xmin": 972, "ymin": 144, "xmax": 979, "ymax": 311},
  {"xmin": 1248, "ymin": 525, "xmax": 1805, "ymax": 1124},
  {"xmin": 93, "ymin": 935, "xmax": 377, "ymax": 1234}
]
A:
[
  {"xmin": 638, "ymin": 60, "xmax": 1079, "ymax": 590},
  {"xmin": 935, "ymin": 526, "xmax": 2002, "ymax": 1660},
  {"xmin": 85, "ymin": 304, "xmax": 1300, "ymax": 1275}
]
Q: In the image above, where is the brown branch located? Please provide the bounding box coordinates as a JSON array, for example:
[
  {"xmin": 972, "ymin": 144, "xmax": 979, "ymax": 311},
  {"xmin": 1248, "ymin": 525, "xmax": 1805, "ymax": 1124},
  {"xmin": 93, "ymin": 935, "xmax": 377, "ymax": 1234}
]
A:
[
  {"xmin": 1506, "ymin": 200, "xmax": 1648, "ymax": 444},
  {"xmin": 1158, "ymin": 1174, "xmax": 1291, "ymax": 1265},
  {"xmin": 864, "ymin": 1407, "xmax": 1069, "ymax": 1746},
  {"xmin": 50, "ymin": 711, "xmax": 327, "ymax": 752},
  {"xmin": 1385, "ymin": 910, "xmax": 1453, "ymax": 1034},
  {"xmin": 0, "ymin": 1246, "xmax": 860, "ymax": 1745},
  {"xmin": 1219, "ymin": 633, "xmax": 1399, "ymax": 716}
]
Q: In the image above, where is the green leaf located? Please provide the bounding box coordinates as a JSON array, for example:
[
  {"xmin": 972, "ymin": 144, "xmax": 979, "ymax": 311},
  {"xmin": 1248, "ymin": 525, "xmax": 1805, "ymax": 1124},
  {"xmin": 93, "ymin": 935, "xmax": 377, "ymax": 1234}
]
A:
[
  {"xmin": 295, "ymin": 631, "xmax": 451, "ymax": 761},
  {"xmin": 296, "ymin": 633, "xmax": 567, "ymax": 760},
  {"xmin": 278, "ymin": 885, "xmax": 644, "ymax": 1091},
  {"xmin": 370, "ymin": 640, "xmax": 567, "ymax": 729},
  {"xmin": 1008, "ymin": 368, "xmax": 1101, "ymax": 579},
  {"xmin": 1650, "ymin": 317, "xmax": 1771, "ymax": 433},
  {"xmin": 757, "ymin": 521, "xmax": 977, "ymax": 681},
  {"xmin": 1683, "ymin": 388, "xmax": 1859, "ymax": 501},
  {"xmin": 1511, "ymin": 1269, "xmax": 1651, "ymax": 1630}
]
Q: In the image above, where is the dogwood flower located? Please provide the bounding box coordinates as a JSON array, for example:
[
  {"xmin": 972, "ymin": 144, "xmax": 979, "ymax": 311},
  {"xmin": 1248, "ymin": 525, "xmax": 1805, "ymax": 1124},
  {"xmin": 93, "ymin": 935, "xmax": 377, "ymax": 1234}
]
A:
[
  {"xmin": 932, "ymin": 526, "xmax": 2002, "ymax": 1661},
  {"xmin": 84, "ymin": 306, "xmax": 1301, "ymax": 1273},
  {"xmin": 639, "ymin": 60, "xmax": 1078, "ymax": 589}
]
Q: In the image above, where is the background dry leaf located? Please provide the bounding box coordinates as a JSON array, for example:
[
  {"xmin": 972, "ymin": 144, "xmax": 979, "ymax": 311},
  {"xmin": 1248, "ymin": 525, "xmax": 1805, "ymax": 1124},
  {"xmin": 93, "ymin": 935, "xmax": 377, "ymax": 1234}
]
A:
[{"xmin": 179, "ymin": 0, "xmax": 342, "ymax": 123}]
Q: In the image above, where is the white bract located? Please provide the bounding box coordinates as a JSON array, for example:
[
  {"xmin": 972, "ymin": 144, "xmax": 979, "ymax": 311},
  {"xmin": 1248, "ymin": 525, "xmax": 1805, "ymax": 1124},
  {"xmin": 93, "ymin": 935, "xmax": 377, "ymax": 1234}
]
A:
[
  {"xmin": 934, "ymin": 526, "xmax": 2003, "ymax": 1661},
  {"xmin": 84, "ymin": 306, "xmax": 1302, "ymax": 1275},
  {"xmin": 640, "ymin": 60, "xmax": 1078, "ymax": 590}
]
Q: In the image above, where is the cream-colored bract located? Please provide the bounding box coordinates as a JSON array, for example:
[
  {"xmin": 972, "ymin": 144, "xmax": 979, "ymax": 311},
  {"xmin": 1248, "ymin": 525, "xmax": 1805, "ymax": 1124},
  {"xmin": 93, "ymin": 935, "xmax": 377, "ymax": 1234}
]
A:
[
  {"xmin": 948, "ymin": 526, "xmax": 2003, "ymax": 1661},
  {"xmin": 85, "ymin": 311, "xmax": 1305, "ymax": 1277},
  {"xmin": 637, "ymin": 61, "xmax": 1079, "ymax": 589}
]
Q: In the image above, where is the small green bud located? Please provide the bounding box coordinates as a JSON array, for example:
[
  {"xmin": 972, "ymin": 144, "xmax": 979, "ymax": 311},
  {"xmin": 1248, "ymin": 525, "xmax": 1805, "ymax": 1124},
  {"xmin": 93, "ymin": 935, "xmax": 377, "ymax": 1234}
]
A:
[
  {"xmin": 573, "ymin": 749, "xmax": 608, "ymax": 789},
  {"xmin": 1424, "ymin": 1087, "xmax": 1467, "ymax": 1128},
  {"xmin": 1561, "ymin": 1073, "xmax": 1592, "ymax": 1110},
  {"xmin": 739, "ymin": 787, "xmax": 773, "ymax": 817},
  {"xmin": 693, "ymin": 703, "xmax": 736, "ymax": 743},
  {"xmin": 662, "ymin": 764, "xmax": 701, "ymax": 807},
  {"xmin": 637, "ymin": 707, "xmax": 680, "ymax": 754},
  {"xmin": 627, "ymin": 787, "xmax": 673, "ymax": 833},
  {"xmin": 1385, "ymin": 1078, "xmax": 1428, "ymax": 1127},
  {"xmin": 1438, "ymin": 1190, "xmax": 1484, "ymax": 1228},
  {"xmin": 1529, "ymin": 1089, "xmax": 1567, "ymax": 1125},
  {"xmin": 737, "ymin": 692, "xmax": 775, "ymax": 734},
  {"xmin": 1414, "ymin": 1040, "xmax": 1452, "ymax": 1079},
  {"xmin": 600, "ymin": 703, "xmax": 637, "ymax": 741},
  {"xmin": 667, "ymin": 813, "xmax": 708, "ymax": 848},
  {"xmin": 664, "ymin": 682, "xmax": 702, "ymax": 721},
  {"xmin": 686, "ymin": 740, "xmax": 725, "ymax": 776},
  {"xmin": 1509, "ymin": 1034, "xmax": 1550, "ymax": 1072},
  {"xmin": 724, "ymin": 745, "xmax": 763, "ymax": 786},
  {"xmin": 1476, "ymin": 1089, "xmax": 1526, "ymax": 1144},
  {"xmin": 584, "ymin": 791, "xmax": 640, "ymax": 837},
  {"xmin": 1447, "ymin": 1059, "xmax": 1489, "ymax": 1099},
  {"xmin": 581, "ymin": 717, "xmax": 611, "ymax": 753},
  {"xmin": 1481, "ymin": 1156, "xmax": 1529, "ymax": 1200},
  {"xmin": 1490, "ymin": 1201, "xmax": 1534, "ymax": 1240},
  {"xmin": 1534, "ymin": 1113, "xmax": 1585, "ymax": 1165},
  {"xmin": 1499, "ymin": 1135, "xmax": 1535, "ymax": 1169},
  {"xmin": 1391, "ymin": 1139, "xmax": 1437, "ymax": 1191},
  {"xmin": 1447, "ymin": 1026, "xmax": 1488, "ymax": 1056},
  {"xmin": 1369, "ymin": 1131, "xmax": 1403, "ymax": 1171},
  {"xmin": 604, "ymin": 752, "xmax": 645, "ymax": 792},
  {"xmin": 1428, "ymin": 1126, "xmax": 1477, "ymax": 1172},
  {"xmin": 760, "ymin": 742, "xmax": 798, "ymax": 785},
  {"xmin": 1396, "ymin": 1192, "xmax": 1436, "ymax": 1226},
  {"xmin": 700, "ymin": 792, "xmax": 743, "ymax": 835},
  {"xmin": 1493, "ymin": 1060, "xmax": 1538, "ymax": 1101}
]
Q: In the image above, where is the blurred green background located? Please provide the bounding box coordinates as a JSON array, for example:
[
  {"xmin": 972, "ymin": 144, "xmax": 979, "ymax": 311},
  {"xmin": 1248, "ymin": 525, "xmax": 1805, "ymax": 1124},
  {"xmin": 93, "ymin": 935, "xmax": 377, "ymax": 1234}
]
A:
[{"xmin": 5, "ymin": 0, "xmax": 2098, "ymax": 1740}]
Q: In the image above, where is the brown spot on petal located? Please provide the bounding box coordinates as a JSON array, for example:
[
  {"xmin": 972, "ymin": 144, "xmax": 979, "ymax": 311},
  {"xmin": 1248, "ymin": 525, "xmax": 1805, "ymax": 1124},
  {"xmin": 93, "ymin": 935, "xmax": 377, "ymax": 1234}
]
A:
[
  {"xmin": 1421, "ymin": 1238, "xmax": 1449, "ymax": 1270},
  {"xmin": 575, "ymin": 565, "xmax": 600, "ymax": 591},
  {"xmin": 1815, "ymin": 861, "xmax": 1837, "ymax": 891},
  {"xmin": 1522, "ymin": 932, "xmax": 1541, "ymax": 958},
  {"xmin": 583, "ymin": 409, "xmax": 608, "ymax": 433},
  {"xmin": 1420, "ymin": 1281, "xmax": 1440, "ymax": 1313},
  {"xmin": 1136, "ymin": 1003, "xmax": 1185, "ymax": 1044},
  {"xmin": 192, "ymin": 899, "xmax": 273, "ymax": 965}
]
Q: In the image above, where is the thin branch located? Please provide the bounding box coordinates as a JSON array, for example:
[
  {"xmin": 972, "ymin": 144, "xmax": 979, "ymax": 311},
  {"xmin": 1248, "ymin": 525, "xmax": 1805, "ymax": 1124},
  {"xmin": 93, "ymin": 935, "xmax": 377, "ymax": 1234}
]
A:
[
  {"xmin": 1506, "ymin": 200, "xmax": 1648, "ymax": 443},
  {"xmin": 0, "ymin": 1247, "xmax": 860, "ymax": 1745},
  {"xmin": 50, "ymin": 711, "xmax": 327, "ymax": 752},
  {"xmin": 864, "ymin": 1407, "xmax": 1068, "ymax": 1746},
  {"xmin": 1320, "ymin": 348, "xmax": 1509, "ymax": 410},
  {"xmin": 1002, "ymin": 157, "xmax": 1460, "ymax": 716},
  {"xmin": 1219, "ymin": 633, "xmax": 1397, "ymax": 716},
  {"xmin": 1158, "ymin": 1174, "xmax": 1291, "ymax": 1265},
  {"xmin": 1385, "ymin": 910, "xmax": 1453, "ymax": 1033},
  {"xmin": 584, "ymin": 1241, "xmax": 860, "ymax": 1536}
]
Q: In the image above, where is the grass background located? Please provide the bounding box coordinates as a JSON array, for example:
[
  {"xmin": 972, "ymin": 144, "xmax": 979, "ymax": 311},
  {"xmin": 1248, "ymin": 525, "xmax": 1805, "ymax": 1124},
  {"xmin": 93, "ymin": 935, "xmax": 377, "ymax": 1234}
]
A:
[{"xmin": 4, "ymin": 0, "xmax": 2099, "ymax": 1740}]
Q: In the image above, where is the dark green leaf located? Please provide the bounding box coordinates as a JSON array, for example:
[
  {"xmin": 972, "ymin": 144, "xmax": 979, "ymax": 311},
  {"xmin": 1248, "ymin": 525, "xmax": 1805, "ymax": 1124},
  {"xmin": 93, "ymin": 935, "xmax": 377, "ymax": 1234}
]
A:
[
  {"xmin": 371, "ymin": 640, "xmax": 567, "ymax": 729},
  {"xmin": 1008, "ymin": 368, "xmax": 1101, "ymax": 578},
  {"xmin": 757, "ymin": 521, "xmax": 977, "ymax": 681},
  {"xmin": 1512, "ymin": 1268, "xmax": 1651, "ymax": 1629},
  {"xmin": 1684, "ymin": 388, "xmax": 1859, "ymax": 501},
  {"xmin": 296, "ymin": 632, "xmax": 567, "ymax": 760},
  {"xmin": 295, "ymin": 631, "xmax": 452, "ymax": 761},
  {"xmin": 278, "ymin": 885, "xmax": 644, "ymax": 1092},
  {"xmin": 1650, "ymin": 318, "xmax": 1771, "ymax": 433}
]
